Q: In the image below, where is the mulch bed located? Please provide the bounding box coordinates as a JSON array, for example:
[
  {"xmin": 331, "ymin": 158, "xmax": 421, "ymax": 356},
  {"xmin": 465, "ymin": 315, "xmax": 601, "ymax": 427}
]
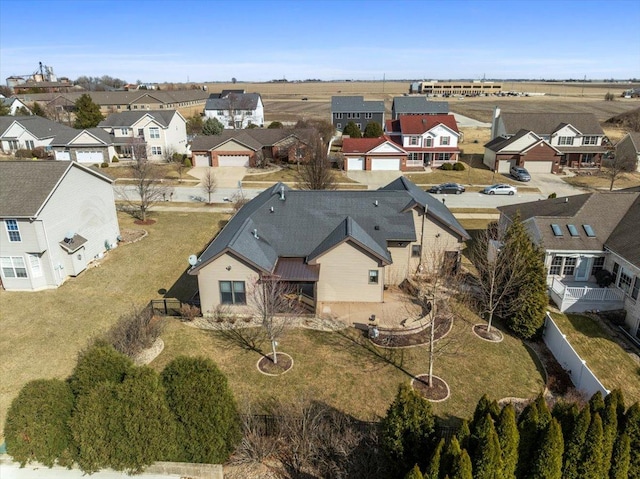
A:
[
  {"xmin": 412, "ymin": 375, "xmax": 450, "ymax": 401},
  {"xmin": 473, "ymin": 324, "xmax": 504, "ymax": 342},
  {"xmin": 134, "ymin": 219, "xmax": 156, "ymax": 225},
  {"xmin": 370, "ymin": 316, "xmax": 452, "ymax": 348},
  {"xmin": 119, "ymin": 228, "xmax": 147, "ymax": 244},
  {"xmin": 257, "ymin": 352, "xmax": 293, "ymax": 375}
]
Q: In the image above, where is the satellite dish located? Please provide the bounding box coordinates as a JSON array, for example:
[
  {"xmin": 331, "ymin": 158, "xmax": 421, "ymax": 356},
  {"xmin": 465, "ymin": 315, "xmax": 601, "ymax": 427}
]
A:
[{"xmin": 188, "ymin": 255, "xmax": 198, "ymax": 266}]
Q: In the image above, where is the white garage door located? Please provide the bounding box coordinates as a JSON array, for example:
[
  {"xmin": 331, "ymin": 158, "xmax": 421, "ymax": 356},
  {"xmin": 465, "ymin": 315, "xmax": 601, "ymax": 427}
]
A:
[
  {"xmin": 55, "ymin": 151, "xmax": 71, "ymax": 161},
  {"xmin": 347, "ymin": 157, "xmax": 364, "ymax": 170},
  {"xmin": 371, "ymin": 158, "xmax": 400, "ymax": 171},
  {"xmin": 76, "ymin": 151, "xmax": 104, "ymax": 163},
  {"xmin": 193, "ymin": 154, "xmax": 210, "ymax": 167},
  {"xmin": 497, "ymin": 160, "xmax": 514, "ymax": 174},
  {"xmin": 524, "ymin": 160, "xmax": 553, "ymax": 173},
  {"xmin": 218, "ymin": 155, "xmax": 249, "ymax": 167}
]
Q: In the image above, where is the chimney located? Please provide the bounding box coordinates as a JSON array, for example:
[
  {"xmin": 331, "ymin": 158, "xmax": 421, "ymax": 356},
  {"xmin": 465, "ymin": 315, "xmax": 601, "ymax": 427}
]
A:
[
  {"xmin": 253, "ymin": 229, "xmax": 259, "ymax": 239},
  {"xmin": 280, "ymin": 185, "xmax": 285, "ymax": 201}
]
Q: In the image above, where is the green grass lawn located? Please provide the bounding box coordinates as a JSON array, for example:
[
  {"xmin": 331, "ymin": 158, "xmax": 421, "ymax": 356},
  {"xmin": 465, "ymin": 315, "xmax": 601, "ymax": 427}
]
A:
[{"xmin": 550, "ymin": 313, "xmax": 640, "ymax": 403}]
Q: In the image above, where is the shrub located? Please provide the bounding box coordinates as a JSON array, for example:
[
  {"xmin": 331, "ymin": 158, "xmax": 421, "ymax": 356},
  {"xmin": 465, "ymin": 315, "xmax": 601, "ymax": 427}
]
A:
[
  {"xmin": 180, "ymin": 303, "xmax": 201, "ymax": 322},
  {"xmin": 184, "ymin": 158, "xmax": 192, "ymax": 168},
  {"xmin": 107, "ymin": 306, "xmax": 165, "ymax": 358},
  {"xmin": 595, "ymin": 269, "xmax": 614, "ymax": 287},
  {"xmin": 161, "ymin": 356, "xmax": 241, "ymax": 464},
  {"xmin": 15, "ymin": 149, "xmax": 32, "ymax": 158},
  {"xmin": 4, "ymin": 379, "xmax": 75, "ymax": 467},
  {"xmin": 68, "ymin": 341, "xmax": 134, "ymax": 397},
  {"xmin": 268, "ymin": 121, "xmax": 283, "ymax": 129},
  {"xmin": 440, "ymin": 163, "xmax": 454, "ymax": 170},
  {"xmin": 100, "ymin": 162, "xmax": 109, "ymax": 168},
  {"xmin": 452, "ymin": 162, "xmax": 465, "ymax": 171},
  {"xmin": 548, "ymin": 192, "xmax": 557, "ymax": 199},
  {"xmin": 172, "ymin": 152, "xmax": 183, "ymax": 162},
  {"xmin": 31, "ymin": 146, "xmax": 48, "ymax": 159},
  {"xmin": 112, "ymin": 155, "xmax": 119, "ymax": 163},
  {"xmin": 247, "ymin": 122, "xmax": 259, "ymax": 129},
  {"xmin": 605, "ymin": 92, "xmax": 615, "ymax": 101}
]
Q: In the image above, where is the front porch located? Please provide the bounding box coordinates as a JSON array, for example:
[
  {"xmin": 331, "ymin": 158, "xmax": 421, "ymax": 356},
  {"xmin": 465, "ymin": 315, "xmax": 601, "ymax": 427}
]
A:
[{"xmin": 548, "ymin": 277, "xmax": 625, "ymax": 312}]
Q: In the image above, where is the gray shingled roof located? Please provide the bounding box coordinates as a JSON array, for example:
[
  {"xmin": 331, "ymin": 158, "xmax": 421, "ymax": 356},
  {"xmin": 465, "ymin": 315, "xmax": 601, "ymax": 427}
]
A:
[
  {"xmin": 499, "ymin": 112, "xmax": 604, "ymax": 136},
  {"xmin": 392, "ymin": 97, "xmax": 449, "ymax": 114},
  {"xmin": 331, "ymin": 96, "xmax": 384, "ymax": 113},
  {"xmin": 98, "ymin": 110, "xmax": 178, "ymax": 128},
  {"xmin": 50, "ymin": 127, "xmax": 115, "ymax": 146},
  {"xmin": 205, "ymin": 93, "xmax": 261, "ymax": 111},
  {"xmin": 605, "ymin": 195, "xmax": 640, "ymax": 268},
  {"xmin": 190, "ymin": 128, "xmax": 313, "ymax": 152},
  {"xmin": 16, "ymin": 90, "xmax": 210, "ymax": 106},
  {"xmin": 0, "ymin": 115, "xmax": 74, "ymax": 139},
  {"xmin": 0, "ymin": 161, "xmax": 113, "ymax": 218}
]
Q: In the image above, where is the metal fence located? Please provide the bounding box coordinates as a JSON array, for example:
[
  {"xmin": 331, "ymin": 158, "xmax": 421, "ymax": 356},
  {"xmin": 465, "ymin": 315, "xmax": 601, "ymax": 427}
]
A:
[{"xmin": 150, "ymin": 298, "xmax": 182, "ymax": 316}]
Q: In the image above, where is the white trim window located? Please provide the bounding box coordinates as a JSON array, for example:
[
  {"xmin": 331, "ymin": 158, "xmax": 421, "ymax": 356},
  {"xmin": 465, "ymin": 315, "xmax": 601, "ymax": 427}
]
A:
[
  {"xmin": 151, "ymin": 146, "xmax": 162, "ymax": 156},
  {"xmin": 5, "ymin": 219, "xmax": 21, "ymax": 242},
  {"xmin": 618, "ymin": 268, "xmax": 633, "ymax": 295},
  {"xmin": 549, "ymin": 256, "xmax": 563, "ymax": 275},
  {"xmin": 28, "ymin": 254, "xmax": 43, "ymax": 278},
  {"xmin": 582, "ymin": 136, "xmax": 599, "ymax": 145},
  {"xmin": 149, "ymin": 127, "xmax": 160, "ymax": 139},
  {"xmin": 368, "ymin": 270, "xmax": 379, "ymax": 284},
  {"xmin": 365, "ymin": 113, "xmax": 373, "ymax": 119},
  {"xmin": 120, "ymin": 128, "xmax": 129, "ymax": 135},
  {"xmin": 410, "ymin": 136, "xmax": 419, "ymax": 146},
  {"xmin": 424, "ymin": 137, "xmax": 433, "ymax": 147},
  {"xmin": 632, "ymin": 277, "xmax": 640, "ymax": 301},
  {"xmin": 1, "ymin": 256, "xmax": 27, "ymax": 278},
  {"xmin": 335, "ymin": 113, "xmax": 343, "ymax": 119},
  {"xmin": 563, "ymin": 257, "xmax": 577, "ymax": 275},
  {"xmin": 557, "ymin": 136, "xmax": 574, "ymax": 146},
  {"xmin": 25, "ymin": 140, "xmax": 35, "ymax": 149},
  {"xmin": 219, "ymin": 280, "xmax": 246, "ymax": 305},
  {"xmin": 440, "ymin": 136, "xmax": 450, "ymax": 146}
]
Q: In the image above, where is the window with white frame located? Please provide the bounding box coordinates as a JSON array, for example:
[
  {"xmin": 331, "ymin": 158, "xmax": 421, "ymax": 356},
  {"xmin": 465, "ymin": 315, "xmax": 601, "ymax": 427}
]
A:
[
  {"xmin": 120, "ymin": 128, "xmax": 129, "ymax": 135},
  {"xmin": 410, "ymin": 136, "xmax": 419, "ymax": 145},
  {"xmin": 368, "ymin": 270, "xmax": 379, "ymax": 284},
  {"xmin": 411, "ymin": 245, "xmax": 422, "ymax": 257},
  {"xmin": 219, "ymin": 281, "xmax": 246, "ymax": 304},
  {"xmin": 217, "ymin": 110, "xmax": 225, "ymax": 115},
  {"xmin": 632, "ymin": 277, "xmax": 639, "ymax": 301},
  {"xmin": 8, "ymin": 140, "xmax": 18, "ymax": 150},
  {"xmin": 5, "ymin": 220, "xmax": 21, "ymax": 242},
  {"xmin": 1, "ymin": 256, "xmax": 27, "ymax": 278},
  {"xmin": 549, "ymin": 256, "xmax": 563, "ymax": 275},
  {"xmin": 335, "ymin": 113, "xmax": 343, "ymax": 119},
  {"xmin": 424, "ymin": 137, "xmax": 433, "ymax": 147},
  {"xmin": 436, "ymin": 153, "xmax": 451, "ymax": 161},
  {"xmin": 563, "ymin": 257, "xmax": 577, "ymax": 275},
  {"xmin": 151, "ymin": 146, "xmax": 162, "ymax": 155},
  {"xmin": 365, "ymin": 113, "xmax": 373, "ymax": 119},
  {"xmin": 28, "ymin": 254, "xmax": 42, "ymax": 278},
  {"xmin": 137, "ymin": 128, "xmax": 144, "ymax": 137},
  {"xmin": 408, "ymin": 152, "xmax": 420, "ymax": 162},
  {"xmin": 440, "ymin": 136, "xmax": 450, "ymax": 145},
  {"xmin": 557, "ymin": 136, "xmax": 574, "ymax": 146},
  {"xmin": 612, "ymin": 261, "xmax": 620, "ymax": 280},
  {"xmin": 149, "ymin": 127, "xmax": 160, "ymax": 139},
  {"xmin": 618, "ymin": 268, "xmax": 633, "ymax": 294},
  {"xmin": 591, "ymin": 257, "xmax": 605, "ymax": 276},
  {"xmin": 25, "ymin": 140, "xmax": 34, "ymax": 149},
  {"xmin": 244, "ymin": 110, "xmax": 253, "ymax": 115},
  {"xmin": 582, "ymin": 136, "xmax": 598, "ymax": 145},
  {"xmin": 356, "ymin": 123, "xmax": 361, "ymax": 130}
]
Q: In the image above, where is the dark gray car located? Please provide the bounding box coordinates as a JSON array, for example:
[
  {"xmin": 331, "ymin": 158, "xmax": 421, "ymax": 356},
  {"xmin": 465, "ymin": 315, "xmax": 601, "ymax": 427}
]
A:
[{"xmin": 510, "ymin": 166, "xmax": 531, "ymax": 182}]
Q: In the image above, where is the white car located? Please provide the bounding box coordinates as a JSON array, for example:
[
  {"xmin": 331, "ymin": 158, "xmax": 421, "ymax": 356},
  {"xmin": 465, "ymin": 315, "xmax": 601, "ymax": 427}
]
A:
[{"xmin": 483, "ymin": 184, "xmax": 517, "ymax": 195}]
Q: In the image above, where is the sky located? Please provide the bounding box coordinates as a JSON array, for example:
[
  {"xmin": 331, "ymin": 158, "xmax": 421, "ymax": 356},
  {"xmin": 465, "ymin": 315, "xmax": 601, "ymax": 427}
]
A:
[{"xmin": 1, "ymin": 0, "xmax": 639, "ymax": 84}]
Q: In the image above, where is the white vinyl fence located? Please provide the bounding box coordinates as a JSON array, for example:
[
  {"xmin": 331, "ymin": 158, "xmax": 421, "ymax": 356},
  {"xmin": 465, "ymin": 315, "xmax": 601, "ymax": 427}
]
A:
[{"xmin": 542, "ymin": 313, "xmax": 609, "ymax": 397}]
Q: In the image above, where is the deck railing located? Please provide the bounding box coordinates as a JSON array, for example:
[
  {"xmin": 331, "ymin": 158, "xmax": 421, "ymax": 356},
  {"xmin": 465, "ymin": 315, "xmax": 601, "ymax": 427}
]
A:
[{"xmin": 549, "ymin": 277, "xmax": 625, "ymax": 312}]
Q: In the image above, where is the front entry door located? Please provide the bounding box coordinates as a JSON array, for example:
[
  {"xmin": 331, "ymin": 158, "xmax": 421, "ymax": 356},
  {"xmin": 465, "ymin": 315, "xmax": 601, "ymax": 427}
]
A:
[{"xmin": 574, "ymin": 256, "xmax": 591, "ymax": 281}]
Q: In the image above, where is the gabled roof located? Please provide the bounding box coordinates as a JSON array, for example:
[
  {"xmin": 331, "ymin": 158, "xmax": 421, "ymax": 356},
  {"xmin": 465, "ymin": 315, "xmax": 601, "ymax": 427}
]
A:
[
  {"xmin": 15, "ymin": 90, "xmax": 210, "ymax": 107},
  {"xmin": 604, "ymin": 194, "xmax": 640, "ymax": 268},
  {"xmin": 392, "ymin": 97, "xmax": 449, "ymax": 115},
  {"xmin": 50, "ymin": 127, "xmax": 115, "ymax": 146},
  {"xmin": 342, "ymin": 136, "xmax": 407, "ymax": 155},
  {"xmin": 190, "ymin": 128, "xmax": 313, "ymax": 152},
  {"xmin": 0, "ymin": 161, "xmax": 114, "ymax": 218},
  {"xmin": 0, "ymin": 115, "xmax": 74, "ymax": 139},
  {"xmin": 205, "ymin": 93, "xmax": 262, "ymax": 111},
  {"xmin": 622, "ymin": 131, "xmax": 640, "ymax": 152},
  {"xmin": 484, "ymin": 129, "xmax": 560, "ymax": 154},
  {"xmin": 387, "ymin": 114, "xmax": 459, "ymax": 136},
  {"xmin": 98, "ymin": 110, "xmax": 179, "ymax": 128},
  {"xmin": 499, "ymin": 112, "xmax": 604, "ymax": 136},
  {"xmin": 331, "ymin": 96, "xmax": 384, "ymax": 113}
]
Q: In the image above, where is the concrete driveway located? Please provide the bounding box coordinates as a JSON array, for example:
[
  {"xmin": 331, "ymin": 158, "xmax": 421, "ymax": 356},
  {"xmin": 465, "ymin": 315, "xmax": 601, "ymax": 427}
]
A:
[
  {"xmin": 525, "ymin": 171, "xmax": 586, "ymax": 198},
  {"xmin": 187, "ymin": 167, "xmax": 246, "ymax": 189},
  {"xmin": 346, "ymin": 170, "xmax": 404, "ymax": 189}
]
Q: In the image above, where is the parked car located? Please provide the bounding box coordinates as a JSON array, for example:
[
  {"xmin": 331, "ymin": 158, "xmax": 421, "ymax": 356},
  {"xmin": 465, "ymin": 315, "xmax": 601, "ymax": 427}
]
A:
[
  {"xmin": 510, "ymin": 165, "xmax": 531, "ymax": 182},
  {"xmin": 483, "ymin": 184, "xmax": 517, "ymax": 195},
  {"xmin": 428, "ymin": 183, "xmax": 466, "ymax": 195}
]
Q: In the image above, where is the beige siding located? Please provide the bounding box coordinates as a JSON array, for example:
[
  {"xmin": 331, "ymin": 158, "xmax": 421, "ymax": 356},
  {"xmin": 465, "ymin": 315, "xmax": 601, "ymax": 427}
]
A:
[
  {"xmin": 313, "ymin": 241, "xmax": 383, "ymax": 302},
  {"xmin": 196, "ymin": 252, "xmax": 260, "ymax": 315},
  {"xmin": 409, "ymin": 209, "xmax": 462, "ymax": 274},
  {"xmin": 213, "ymin": 140, "xmax": 251, "ymax": 152},
  {"xmin": 386, "ymin": 245, "xmax": 410, "ymax": 285}
]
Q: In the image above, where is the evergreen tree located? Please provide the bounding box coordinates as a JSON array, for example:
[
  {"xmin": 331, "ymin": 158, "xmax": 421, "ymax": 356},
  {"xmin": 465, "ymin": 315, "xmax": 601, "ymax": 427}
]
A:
[
  {"xmin": 450, "ymin": 449, "xmax": 473, "ymax": 479},
  {"xmin": 472, "ymin": 395, "xmax": 501, "ymax": 431},
  {"xmin": 551, "ymin": 400, "xmax": 579, "ymax": 442},
  {"xmin": 405, "ymin": 464, "xmax": 424, "ymax": 479},
  {"xmin": 424, "ymin": 438, "xmax": 444, "ymax": 479},
  {"xmin": 624, "ymin": 402, "xmax": 640, "ymax": 479},
  {"xmin": 67, "ymin": 341, "xmax": 133, "ymax": 398},
  {"xmin": 202, "ymin": 117, "xmax": 224, "ymax": 135},
  {"xmin": 363, "ymin": 121, "xmax": 383, "ymax": 138},
  {"xmin": 458, "ymin": 420, "xmax": 471, "ymax": 450},
  {"xmin": 606, "ymin": 389, "xmax": 626, "ymax": 425},
  {"xmin": 73, "ymin": 93, "xmax": 104, "ymax": 128},
  {"xmin": 440, "ymin": 437, "xmax": 462, "ymax": 479},
  {"xmin": 534, "ymin": 394, "xmax": 551, "ymax": 430},
  {"xmin": 527, "ymin": 418, "xmax": 564, "ymax": 479},
  {"xmin": 609, "ymin": 433, "xmax": 630, "ymax": 479},
  {"xmin": 562, "ymin": 405, "xmax": 591, "ymax": 479},
  {"xmin": 496, "ymin": 404, "xmax": 519, "ymax": 479},
  {"xmin": 578, "ymin": 412, "xmax": 604, "ymax": 479},
  {"xmin": 601, "ymin": 392, "xmax": 620, "ymax": 477},
  {"xmin": 471, "ymin": 414, "xmax": 502, "ymax": 479},
  {"xmin": 516, "ymin": 401, "xmax": 539, "ymax": 477},
  {"xmin": 31, "ymin": 102, "xmax": 47, "ymax": 118},
  {"xmin": 588, "ymin": 391, "xmax": 605, "ymax": 416},
  {"xmin": 342, "ymin": 121, "xmax": 362, "ymax": 138}
]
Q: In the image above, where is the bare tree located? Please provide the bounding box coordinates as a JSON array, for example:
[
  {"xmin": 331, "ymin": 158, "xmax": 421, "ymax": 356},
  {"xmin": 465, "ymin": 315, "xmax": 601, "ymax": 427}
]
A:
[
  {"xmin": 296, "ymin": 132, "xmax": 337, "ymax": 190},
  {"xmin": 120, "ymin": 149, "xmax": 171, "ymax": 221},
  {"xmin": 602, "ymin": 153, "xmax": 636, "ymax": 190},
  {"xmin": 201, "ymin": 169, "xmax": 217, "ymax": 204}
]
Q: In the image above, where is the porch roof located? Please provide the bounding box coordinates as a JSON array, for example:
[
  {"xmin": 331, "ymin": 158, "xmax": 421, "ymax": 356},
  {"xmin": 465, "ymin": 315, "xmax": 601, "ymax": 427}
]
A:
[{"xmin": 274, "ymin": 258, "xmax": 319, "ymax": 282}]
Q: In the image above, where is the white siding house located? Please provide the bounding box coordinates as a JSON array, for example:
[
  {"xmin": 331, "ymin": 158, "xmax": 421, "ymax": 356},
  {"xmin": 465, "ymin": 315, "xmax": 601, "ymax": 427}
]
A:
[{"xmin": 204, "ymin": 92, "xmax": 264, "ymax": 129}]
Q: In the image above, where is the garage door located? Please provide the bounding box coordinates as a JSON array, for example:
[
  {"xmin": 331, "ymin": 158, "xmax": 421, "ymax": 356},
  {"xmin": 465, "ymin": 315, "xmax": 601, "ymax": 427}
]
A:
[
  {"xmin": 193, "ymin": 154, "xmax": 210, "ymax": 167},
  {"xmin": 76, "ymin": 151, "xmax": 104, "ymax": 163},
  {"xmin": 347, "ymin": 157, "xmax": 364, "ymax": 170},
  {"xmin": 497, "ymin": 160, "xmax": 514, "ymax": 174},
  {"xmin": 218, "ymin": 155, "xmax": 249, "ymax": 167},
  {"xmin": 371, "ymin": 158, "xmax": 400, "ymax": 171},
  {"xmin": 523, "ymin": 160, "xmax": 553, "ymax": 173},
  {"xmin": 55, "ymin": 151, "xmax": 71, "ymax": 161}
]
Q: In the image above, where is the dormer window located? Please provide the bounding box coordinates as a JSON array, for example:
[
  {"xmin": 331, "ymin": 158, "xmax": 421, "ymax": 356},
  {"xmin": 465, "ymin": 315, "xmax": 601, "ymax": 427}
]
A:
[{"xmin": 557, "ymin": 136, "xmax": 574, "ymax": 146}]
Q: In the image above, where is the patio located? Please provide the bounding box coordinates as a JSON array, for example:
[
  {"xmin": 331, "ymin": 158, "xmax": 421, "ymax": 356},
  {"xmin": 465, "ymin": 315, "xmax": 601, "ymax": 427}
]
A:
[{"xmin": 548, "ymin": 277, "xmax": 625, "ymax": 313}]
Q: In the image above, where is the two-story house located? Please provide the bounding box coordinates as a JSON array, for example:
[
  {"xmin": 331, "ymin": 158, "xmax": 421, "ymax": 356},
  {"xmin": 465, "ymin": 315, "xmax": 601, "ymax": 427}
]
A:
[
  {"xmin": 0, "ymin": 161, "xmax": 120, "ymax": 291},
  {"xmin": 0, "ymin": 116, "xmax": 73, "ymax": 154},
  {"xmin": 615, "ymin": 132, "xmax": 640, "ymax": 172},
  {"xmin": 391, "ymin": 97, "xmax": 449, "ymax": 120},
  {"xmin": 484, "ymin": 129, "xmax": 563, "ymax": 174},
  {"xmin": 203, "ymin": 91, "xmax": 264, "ymax": 129},
  {"xmin": 385, "ymin": 114, "xmax": 461, "ymax": 167},
  {"xmin": 98, "ymin": 110, "xmax": 187, "ymax": 160},
  {"xmin": 331, "ymin": 96, "xmax": 384, "ymax": 134}
]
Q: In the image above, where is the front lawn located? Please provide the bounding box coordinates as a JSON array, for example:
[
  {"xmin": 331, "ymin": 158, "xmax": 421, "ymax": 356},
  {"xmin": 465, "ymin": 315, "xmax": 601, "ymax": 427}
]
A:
[
  {"xmin": 562, "ymin": 171, "xmax": 640, "ymax": 191},
  {"xmin": 406, "ymin": 166, "xmax": 520, "ymax": 187},
  {"xmin": 242, "ymin": 167, "xmax": 358, "ymax": 184}
]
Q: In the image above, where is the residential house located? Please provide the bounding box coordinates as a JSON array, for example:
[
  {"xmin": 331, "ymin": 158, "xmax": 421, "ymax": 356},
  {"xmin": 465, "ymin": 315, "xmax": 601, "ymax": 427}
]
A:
[
  {"xmin": 0, "ymin": 161, "xmax": 120, "ymax": 291},
  {"xmin": 203, "ymin": 91, "xmax": 264, "ymax": 129},
  {"xmin": 342, "ymin": 136, "xmax": 409, "ymax": 171},
  {"xmin": 331, "ymin": 96, "xmax": 384, "ymax": 133},
  {"xmin": 188, "ymin": 177, "xmax": 469, "ymax": 315},
  {"xmin": 484, "ymin": 129, "xmax": 563, "ymax": 173},
  {"xmin": 498, "ymin": 192, "xmax": 640, "ymax": 340},
  {"xmin": 490, "ymin": 109, "xmax": 608, "ymax": 169},
  {"xmin": 391, "ymin": 96, "xmax": 449, "ymax": 120},
  {"xmin": 50, "ymin": 128, "xmax": 117, "ymax": 163},
  {"xmin": 191, "ymin": 129, "xmax": 313, "ymax": 167},
  {"xmin": 385, "ymin": 114, "xmax": 461, "ymax": 167},
  {"xmin": 1, "ymin": 96, "xmax": 31, "ymax": 115},
  {"xmin": 0, "ymin": 115, "xmax": 73, "ymax": 154},
  {"xmin": 98, "ymin": 110, "xmax": 187, "ymax": 160},
  {"xmin": 615, "ymin": 132, "xmax": 640, "ymax": 172}
]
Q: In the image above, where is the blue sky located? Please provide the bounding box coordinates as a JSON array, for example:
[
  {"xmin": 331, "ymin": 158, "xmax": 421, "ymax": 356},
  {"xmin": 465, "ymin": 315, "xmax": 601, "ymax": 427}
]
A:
[{"xmin": 1, "ymin": 0, "xmax": 639, "ymax": 83}]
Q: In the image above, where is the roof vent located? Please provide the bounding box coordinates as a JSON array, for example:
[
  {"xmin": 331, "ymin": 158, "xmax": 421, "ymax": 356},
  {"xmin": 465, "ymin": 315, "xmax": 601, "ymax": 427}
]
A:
[
  {"xmin": 374, "ymin": 225, "xmax": 380, "ymax": 230},
  {"xmin": 253, "ymin": 229, "xmax": 259, "ymax": 239},
  {"xmin": 279, "ymin": 185, "xmax": 285, "ymax": 201},
  {"xmin": 374, "ymin": 200, "xmax": 379, "ymax": 207},
  {"xmin": 565, "ymin": 197, "xmax": 569, "ymax": 203},
  {"xmin": 270, "ymin": 206, "xmax": 274, "ymax": 213}
]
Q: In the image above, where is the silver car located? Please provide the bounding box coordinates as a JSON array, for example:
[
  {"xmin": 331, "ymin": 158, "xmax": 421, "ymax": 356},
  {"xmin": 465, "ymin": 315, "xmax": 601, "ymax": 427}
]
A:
[{"xmin": 483, "ymin": 184, "xmax": 517, "ymax": 195}]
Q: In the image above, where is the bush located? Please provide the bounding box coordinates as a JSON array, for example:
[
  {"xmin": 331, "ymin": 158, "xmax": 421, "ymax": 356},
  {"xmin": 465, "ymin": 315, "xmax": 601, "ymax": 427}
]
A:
[
  {"xmin": 268, "ymin": 121, "xmax": 283, "ymax": 129},
  {"xmin": 68, "ymin": 341, "xmax": 134, "ymax": 397},
  {"xmin": 605, "ymin": 92, "xmax": 615, "ymax": 101},
  {"xmin": 548, "ymin": 192, "xmax": 557, "ymax": 199},
  {"xmin": 452, "ymin": 162, "xmax": 465, "ymax": 171},
  {"xmin": 15, "ymin": 149, "xmax": 32, "ymax": 158},
  {"xmin": 184, "ymin": 158, "xmax": 192, "ymax": 168},
  {"xmin": 172, "ymin": 152, "xmax": 183, "ymax": 162},
  {"xmin": 440, "ymin": 163, "xmax": 454, "ymax": 170},
  {"xmin": 4, "ymin": 379, "xmax": 75, "ymax": 467},
  {"xmin": 180, "ymin": 303, "xmax": 201, "ymax": 322},
  {"xmin": 107, "ymin": 306, "xmax": 164, "ymax": 358},
  {"xmin": 247, "ymin": 122, "xmax": 259, "ymax": 129},
  {"xmin": 111, "ymin": 155, "xmax": 119, "ymax": 163},
  {"xmin": 31, "ymin": 146, "xmax": 48, "ymax": 159},
  {"xmin": 100, "ymin": 162, "xmax": 109, "ymax": 168},
  {"xmin": 595, "ymin": 269, "xmax": 614, "ymax": 287}
]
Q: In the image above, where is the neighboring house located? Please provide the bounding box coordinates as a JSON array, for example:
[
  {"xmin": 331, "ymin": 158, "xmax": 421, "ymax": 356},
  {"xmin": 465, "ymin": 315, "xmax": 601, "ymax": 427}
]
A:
[
  {"xmin": 342, "ymin": 136, "xmax": 410, "ymax": 171},
  {"xmin": 484, "ymin": 129, "xmax": 563, "ymax": 174},
  {"xmin": 490, "ymin": 109, "xmax": 608, "ymax": 168},
  {"xmin": 331, "ymin": 96, "xmax": 384, "ymax": 133},
  {"xmin": 204, "ymin": 92, "xmax": 264, "ymax": 129},
  {"xmin": 190, "ymin": 129, "xmax": 313, "ymax": 167},
  {"xmin": 498, "ymin": 192, "xmax": 640, "ymax": 340},
  {"xmin": 391, "ymin": 96, "xmax": 449, "ymax": 119},
  {"xmin": 1, "ymin": 97, "xmax": 31, "ymax": 115},
  {"xmin": 188, "ymin": 177, "xmax": 469, "ymax": 315},
  {"xmin": 50, "ymin": 127, "xmax": 117, "ymax": 163},
  {"xmin": 0, "ymin": 161, "xmax": 120, "ymax": 291},
  {"xmin": 0, "ymin": 115, "xmax": 73, "ymax": 154},
  {"xmin": 98, "ymin": 110, "xmax": 187, "ymax": 159},
  {"xmin": 615, "ymin": 131, "xmax": 640, "ymax": 172},
  {"xmin": 385, "ymin": 114, "xmax": 461, "ymax": 166}
]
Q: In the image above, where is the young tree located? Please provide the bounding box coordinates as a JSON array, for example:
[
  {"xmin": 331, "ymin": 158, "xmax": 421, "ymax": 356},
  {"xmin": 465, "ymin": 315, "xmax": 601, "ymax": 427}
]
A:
[
  {"xmin": 0, "ymin": 102, "xmax": 10, "ymax": 116},
  {"xmin": 296, "ymin": 131, "xmax": 336, "ymax": 190},
  {"xmin": 440, "ymin": 436, "xmax": 462, "ymax": 478},
  {"xmin": 624, "ymin": 402, "xmax": 640, "ymax": 479},
  {"xmin": 578, "ymin": 412, "xmax": 605, "ymax": 479},
  {"xmin": 609, "ymin": 433, "xmax": 630, "ymax": 479},
  {"xmin": 470, "ymin": 414, "xmax": 502, "ymax": 479},
  {"xmin": 364, "ymin": 121, "xmax": 383, "ymax": 138},
  {"xmin": 602, "ymin": 153, "xmax": 636, "ymax": 191},
  {"xmin": 168, "ymin": 152, "xmax": 188, "ymax": 182},
  {"xmin": 73, "ymin": 93, "xmax": 104, "ymax": 128},
  {"xmin": 31, "ymin": 101, "xmax": 47, "ymax": 118},
  {"xmin": 562, "ymin": 405, "xmax": 591, "ymax": 479},
  {"xmin": 528, "ymin": 418, "xmax": 564, "ymax": 479},
  {"xmin": 202, "ymin": 117, "xmax": 224, "ymax": 135},
  {"xmin": 161, "ymin": 356, "xmax": 241, "ymax": 464},
  {"xmin": 424, "ymin": 438, "xmax": 444, "ymax": 479},
  {"xmin": 120, "ymin": 153, "xmax": 172, "ymax": 222},
  {"xmin": 201, "ymin": 169, "xmax": 217, "ymax": 203},
  {"xmin": 4, "ymin": 379, "xmax": 75, "ymax": 467},
  {"xmin": 186, "ymin": 114, "xmax": 204, "ymax": 136},
  {"xmin": 496, "ymin": 403, "xmax": 519, "ymax": 479},
  {"xmin": 405, "ymin": 464, "xmax": 424, "ymax": 479},
  {"xmin": 294, "ymin": 118, "xmax": 335, "ymax": 142},
  {"xmin": 516, "ymin": 400, "xmax": 540, "ymax": 477},
  {"xmin": 343, "ymin": 121, "xmax": 362, "ymax": 138},
  {"xmin": 268, "ymin": 120, "xmax": 283, "ymax": 129},
  {"xmin": 450, "ymin": 449, "xmax": 473, "ymax": 479}
]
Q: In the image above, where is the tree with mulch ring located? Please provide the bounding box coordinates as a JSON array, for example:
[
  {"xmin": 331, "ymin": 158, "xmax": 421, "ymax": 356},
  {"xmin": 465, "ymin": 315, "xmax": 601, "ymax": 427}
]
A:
[
  {"xmin": 134, "ymin": 219, "xmax": 156, "ymax": 225},
  {"xmin": 370, "ymin": 316, "xmax": 452, "ymax": 348},
  {"xmin": 257, "ymin": 352, "xmax": 293, "ymax": 376},
  {"xmin": 473, "ymin": 324, "xmax": 504, "ymax": 342},
  {"xmin": 412, "ymin": 374, "xmax": 450, "ymax": 402}
]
